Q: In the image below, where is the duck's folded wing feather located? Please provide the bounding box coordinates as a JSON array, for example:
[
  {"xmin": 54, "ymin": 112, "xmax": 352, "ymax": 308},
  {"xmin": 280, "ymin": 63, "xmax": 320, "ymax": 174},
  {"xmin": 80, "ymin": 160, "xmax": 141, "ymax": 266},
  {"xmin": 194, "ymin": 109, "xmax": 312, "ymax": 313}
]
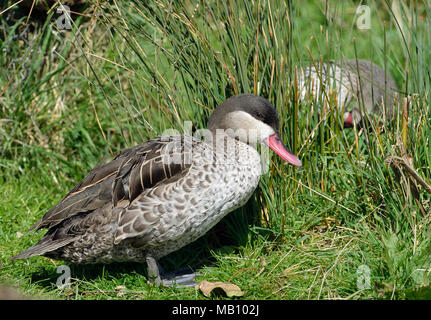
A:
[{"xmin": 29, "ymin": 136, "xmax": 193, "ymax": 231}]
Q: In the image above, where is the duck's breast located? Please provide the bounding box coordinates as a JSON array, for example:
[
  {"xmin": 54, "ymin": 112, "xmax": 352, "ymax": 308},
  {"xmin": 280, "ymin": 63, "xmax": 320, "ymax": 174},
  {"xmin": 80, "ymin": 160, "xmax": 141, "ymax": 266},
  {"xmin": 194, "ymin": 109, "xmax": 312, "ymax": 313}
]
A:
[{"xmin": 128, "ymin": 140, "xmax": 262, "ymax": 258}]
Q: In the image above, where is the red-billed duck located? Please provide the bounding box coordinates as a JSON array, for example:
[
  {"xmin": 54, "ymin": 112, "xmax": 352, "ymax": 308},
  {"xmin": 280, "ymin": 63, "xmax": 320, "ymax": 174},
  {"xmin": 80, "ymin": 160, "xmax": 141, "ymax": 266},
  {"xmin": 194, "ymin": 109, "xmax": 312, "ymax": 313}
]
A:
[{"xmin": 11, "ymin": 94, "xmax": 301, "ymax": 286}]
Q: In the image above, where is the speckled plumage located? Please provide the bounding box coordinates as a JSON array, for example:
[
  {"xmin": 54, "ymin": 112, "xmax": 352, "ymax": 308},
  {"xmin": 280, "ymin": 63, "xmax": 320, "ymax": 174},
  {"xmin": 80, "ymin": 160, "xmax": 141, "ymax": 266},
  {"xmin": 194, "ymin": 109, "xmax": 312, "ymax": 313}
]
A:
[{"xmin": 12, "ymin": 134, "xmax": 261, "ymax": 264}]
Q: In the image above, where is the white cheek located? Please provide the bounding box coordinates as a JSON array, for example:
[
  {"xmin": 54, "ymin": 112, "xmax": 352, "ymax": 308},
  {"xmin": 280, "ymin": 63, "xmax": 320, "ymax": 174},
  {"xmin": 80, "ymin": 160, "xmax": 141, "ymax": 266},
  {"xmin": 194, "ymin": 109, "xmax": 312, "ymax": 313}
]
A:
[
  {"xmin": 224, "ymin": 111, "xmax": 275, "ymax": 144},
  {"xmin": 351, "ymin": 110, "xmax": 362, "ymax": 124},
  {"xmin": 254, "ymin": 122, "xmax": 275, "ymax": 142}
]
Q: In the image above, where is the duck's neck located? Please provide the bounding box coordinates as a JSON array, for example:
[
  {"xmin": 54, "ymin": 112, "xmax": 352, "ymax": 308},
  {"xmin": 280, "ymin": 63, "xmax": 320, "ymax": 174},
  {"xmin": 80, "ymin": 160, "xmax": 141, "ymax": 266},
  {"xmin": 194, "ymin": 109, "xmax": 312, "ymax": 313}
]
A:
[
  {"xmin": 206, "ymin": 129, "xmax": 258, "ymax": 152},
  {"xmin": 203, "ymin": 129, "xmax": 261, "ymax": 171}
]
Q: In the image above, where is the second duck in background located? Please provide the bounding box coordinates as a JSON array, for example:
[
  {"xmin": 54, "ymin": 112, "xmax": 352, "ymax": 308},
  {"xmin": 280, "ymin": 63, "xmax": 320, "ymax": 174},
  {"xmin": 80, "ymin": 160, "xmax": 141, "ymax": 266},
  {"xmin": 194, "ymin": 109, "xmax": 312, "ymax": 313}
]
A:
[{"xmin": 297, "ymin": 59, "xmax": 399, "ymax": 128}]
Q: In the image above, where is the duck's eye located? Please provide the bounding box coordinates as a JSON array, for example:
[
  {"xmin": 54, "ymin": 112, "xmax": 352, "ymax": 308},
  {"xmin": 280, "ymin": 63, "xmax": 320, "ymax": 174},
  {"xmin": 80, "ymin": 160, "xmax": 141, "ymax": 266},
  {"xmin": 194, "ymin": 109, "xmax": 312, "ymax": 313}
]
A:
[{"xmin": 254, "ymin": 112, "xmax": 264, "ymax": 120}]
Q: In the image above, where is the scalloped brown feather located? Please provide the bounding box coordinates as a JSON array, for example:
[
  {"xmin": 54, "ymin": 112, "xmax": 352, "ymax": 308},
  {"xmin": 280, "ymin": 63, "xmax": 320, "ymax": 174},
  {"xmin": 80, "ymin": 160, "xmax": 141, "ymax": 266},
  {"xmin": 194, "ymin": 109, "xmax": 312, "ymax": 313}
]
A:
[{"xmin": 28, "ymin": 136, "xmax": 192, "ymax": 232}]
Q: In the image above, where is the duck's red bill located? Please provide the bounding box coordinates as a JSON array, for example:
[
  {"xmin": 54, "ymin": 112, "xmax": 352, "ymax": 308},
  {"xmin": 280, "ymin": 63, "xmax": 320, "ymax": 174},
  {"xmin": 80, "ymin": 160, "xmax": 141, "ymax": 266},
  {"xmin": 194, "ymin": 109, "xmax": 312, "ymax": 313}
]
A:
[
  {"xmin": 344, "ymin": 112, "xmax": 354, "ymax": 128},
  {"xmin": 264, "ymin": 134, "xmax": 302, "ymax": 167}
]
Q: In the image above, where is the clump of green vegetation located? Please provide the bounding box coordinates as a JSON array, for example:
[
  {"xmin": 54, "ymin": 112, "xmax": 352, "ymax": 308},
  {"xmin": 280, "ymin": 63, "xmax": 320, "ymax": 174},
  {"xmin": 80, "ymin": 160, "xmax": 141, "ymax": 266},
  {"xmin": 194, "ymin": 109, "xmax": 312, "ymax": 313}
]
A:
[{"xmin": 0, "ymin": 0, "xmax": 430, "ymax": 299}]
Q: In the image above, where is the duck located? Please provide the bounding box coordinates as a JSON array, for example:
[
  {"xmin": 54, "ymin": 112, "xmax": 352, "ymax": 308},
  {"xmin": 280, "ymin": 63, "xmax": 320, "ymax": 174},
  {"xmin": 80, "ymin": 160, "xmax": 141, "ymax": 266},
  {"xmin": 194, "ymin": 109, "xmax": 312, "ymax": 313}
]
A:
[
  {"xmin": 11, "ymin": 94, "xmax": 302, "ymax": 287},
  {"xmin": 298, "ymin": 59, "xmax": 399, "ymax": 128}
]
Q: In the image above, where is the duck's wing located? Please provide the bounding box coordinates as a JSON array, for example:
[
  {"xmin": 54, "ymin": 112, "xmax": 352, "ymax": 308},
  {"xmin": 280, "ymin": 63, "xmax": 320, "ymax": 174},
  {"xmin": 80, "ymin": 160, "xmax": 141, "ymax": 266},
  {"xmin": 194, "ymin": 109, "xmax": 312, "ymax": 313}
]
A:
[{"xmin": 29, "ymin": 136, "xmax": 194, "ymax": 231}]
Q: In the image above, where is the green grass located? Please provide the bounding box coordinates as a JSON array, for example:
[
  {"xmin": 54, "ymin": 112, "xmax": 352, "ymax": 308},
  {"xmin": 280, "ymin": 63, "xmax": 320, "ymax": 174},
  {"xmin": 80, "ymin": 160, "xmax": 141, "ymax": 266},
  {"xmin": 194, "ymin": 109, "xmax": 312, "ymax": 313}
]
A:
[{"xmin": 0, "ymin": 0, "xmax": 430, "ymax": 299}]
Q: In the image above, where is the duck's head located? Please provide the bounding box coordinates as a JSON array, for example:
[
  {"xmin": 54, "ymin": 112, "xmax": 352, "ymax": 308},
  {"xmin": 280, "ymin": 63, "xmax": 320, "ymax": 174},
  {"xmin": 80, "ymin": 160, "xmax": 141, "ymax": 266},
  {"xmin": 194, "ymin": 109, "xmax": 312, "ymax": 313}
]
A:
[{"xmin": 207, "ymin": 94, "xmax": 302, "ymax": 167}]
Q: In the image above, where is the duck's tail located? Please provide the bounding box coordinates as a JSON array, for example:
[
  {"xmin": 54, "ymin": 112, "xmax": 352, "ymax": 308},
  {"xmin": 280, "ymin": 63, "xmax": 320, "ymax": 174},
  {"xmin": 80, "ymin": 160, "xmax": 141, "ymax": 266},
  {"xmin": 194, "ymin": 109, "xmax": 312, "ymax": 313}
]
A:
[{"xmin": 10, "ymin": 235, "xmax": 74, "ymax": 261}]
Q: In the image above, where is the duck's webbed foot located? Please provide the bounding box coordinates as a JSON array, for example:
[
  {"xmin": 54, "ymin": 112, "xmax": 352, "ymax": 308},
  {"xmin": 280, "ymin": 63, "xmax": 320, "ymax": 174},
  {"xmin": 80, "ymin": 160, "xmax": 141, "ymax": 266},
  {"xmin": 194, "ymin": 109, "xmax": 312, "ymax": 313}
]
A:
[
  {"xmin": 159, "ymin": 267, "xmax": 202, "ymax": 287},
  {"xmin": 145, "ymin": 254, "xmax": 201, "ymax": 288}
]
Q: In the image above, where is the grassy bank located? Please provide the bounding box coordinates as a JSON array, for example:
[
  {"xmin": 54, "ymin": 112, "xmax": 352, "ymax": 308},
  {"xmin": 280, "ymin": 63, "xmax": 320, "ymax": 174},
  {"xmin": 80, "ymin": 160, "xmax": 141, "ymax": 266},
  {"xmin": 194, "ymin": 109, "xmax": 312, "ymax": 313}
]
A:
[{"xmin": 0, "ymin": 0, "xmax": 430, "ymax": 299}]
